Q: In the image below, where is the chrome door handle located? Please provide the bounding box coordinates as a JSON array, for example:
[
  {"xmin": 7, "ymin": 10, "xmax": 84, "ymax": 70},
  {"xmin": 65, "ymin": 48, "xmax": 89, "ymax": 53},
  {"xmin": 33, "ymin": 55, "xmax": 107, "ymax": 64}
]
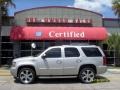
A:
[
  {"xmin": 56, "ymin": 60, "xmax": 62, "ymax": 64},
  {"xmin": 76, "ymin": 59, "xmax": 81, "ymax": 63}
]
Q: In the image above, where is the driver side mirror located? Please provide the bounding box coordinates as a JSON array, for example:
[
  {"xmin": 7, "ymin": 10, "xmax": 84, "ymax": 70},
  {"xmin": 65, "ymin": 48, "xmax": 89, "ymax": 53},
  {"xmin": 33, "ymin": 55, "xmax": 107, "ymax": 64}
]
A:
[{"xmin": 41, "ymin": 54, "xmax": 46, "ymax": 59}]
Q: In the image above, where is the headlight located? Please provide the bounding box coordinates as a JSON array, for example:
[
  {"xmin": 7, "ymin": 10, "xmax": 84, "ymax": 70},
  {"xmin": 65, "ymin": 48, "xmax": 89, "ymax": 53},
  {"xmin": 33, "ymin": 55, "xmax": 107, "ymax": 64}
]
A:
[{"xmin": 12, "ymin": 62, "xmax": 16, "ymax": 67}]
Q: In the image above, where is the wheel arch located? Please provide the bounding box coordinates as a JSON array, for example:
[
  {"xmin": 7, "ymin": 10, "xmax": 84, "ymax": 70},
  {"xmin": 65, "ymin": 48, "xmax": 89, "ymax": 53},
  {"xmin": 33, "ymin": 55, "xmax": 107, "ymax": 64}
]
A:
[
  {"xmin": 17, "ymin": 65, "xmax": 36, "ymax": 77},
  {"xmin": 79, "ymin": 64, "xmax": 97, "ymax": 75}
]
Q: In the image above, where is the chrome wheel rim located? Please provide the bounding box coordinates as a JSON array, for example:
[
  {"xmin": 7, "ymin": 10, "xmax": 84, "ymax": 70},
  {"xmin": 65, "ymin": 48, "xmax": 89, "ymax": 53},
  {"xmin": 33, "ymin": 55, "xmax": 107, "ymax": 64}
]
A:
[
  {"xmin": 20, "ymin": 70, "xmax": 33, "ymax": 84},
  {"xmin": 81, "ymin": 69, "xmax": 94, "ymax": 83}
]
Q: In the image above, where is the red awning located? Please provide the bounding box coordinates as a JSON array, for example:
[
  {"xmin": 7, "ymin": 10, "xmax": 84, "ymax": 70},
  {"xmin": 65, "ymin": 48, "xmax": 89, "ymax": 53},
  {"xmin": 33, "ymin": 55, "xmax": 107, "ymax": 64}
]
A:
[{"xmin": 10, "ymin": 26, "xmax": 108, "ymax": 41}]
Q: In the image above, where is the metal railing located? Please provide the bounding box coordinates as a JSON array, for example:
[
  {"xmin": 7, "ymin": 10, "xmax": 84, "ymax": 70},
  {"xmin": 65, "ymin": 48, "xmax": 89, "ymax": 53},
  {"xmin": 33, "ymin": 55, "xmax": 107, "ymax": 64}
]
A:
[{"xmin": 104, "ymin": 50, "xmax": 120, "ymax": 66}]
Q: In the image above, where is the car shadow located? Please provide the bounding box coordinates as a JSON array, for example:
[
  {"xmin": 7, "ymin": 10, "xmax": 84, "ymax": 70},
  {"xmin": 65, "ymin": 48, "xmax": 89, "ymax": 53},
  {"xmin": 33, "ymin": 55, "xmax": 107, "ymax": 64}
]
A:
[
  {"xmin": 14, "ymin": 76, "xmax": 110, "ymax": 84},
  {"xmin": 14, "ymin": 78, "xmax": 80, "ymax": 84},
  {"xmin": 35, "ymin": 78, "xmax": 80, "ymax": 84}
]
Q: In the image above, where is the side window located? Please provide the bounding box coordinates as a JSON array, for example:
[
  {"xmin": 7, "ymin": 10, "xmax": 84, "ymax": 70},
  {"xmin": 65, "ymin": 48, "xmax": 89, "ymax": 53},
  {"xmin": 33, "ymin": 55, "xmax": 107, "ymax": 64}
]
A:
[
  {"xmin": 82, "ymin": 47, "xmax": 102, "ymax": 57},
  {"xmin": 45, "ymin": 48, "xmax": 61, "ymax": 58},
  {"xmin": 65, "ymin": 47, "xmax": 80, "ymax": 57}
]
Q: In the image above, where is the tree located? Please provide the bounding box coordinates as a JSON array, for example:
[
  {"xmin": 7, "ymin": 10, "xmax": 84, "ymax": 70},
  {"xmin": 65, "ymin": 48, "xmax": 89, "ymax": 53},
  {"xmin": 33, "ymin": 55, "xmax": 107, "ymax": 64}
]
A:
[
  {"xmin": 112, "ymin": 0, "xmax": 120, "ymax": 26},
  {"xmin": 0, "ymin": 0, "xmax": 15, "ymax": 66},
  {"xmin": 111, "ymin": 0, "xmax": 120, "ymax": 66},
  {"xmin": 103, "ymin": 33, "xmax": 120, "ymax": 66},
  {"xmin": 112, "ymin": 0, "xmax": 120, "ymax": 17}
]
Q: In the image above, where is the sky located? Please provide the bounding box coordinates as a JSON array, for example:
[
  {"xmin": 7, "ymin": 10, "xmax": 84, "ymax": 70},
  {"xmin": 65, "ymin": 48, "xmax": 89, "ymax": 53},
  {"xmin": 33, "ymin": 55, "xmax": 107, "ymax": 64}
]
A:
[{"xmin": 8, "ymin": 0, "xmax": 117, "ymax": 18}]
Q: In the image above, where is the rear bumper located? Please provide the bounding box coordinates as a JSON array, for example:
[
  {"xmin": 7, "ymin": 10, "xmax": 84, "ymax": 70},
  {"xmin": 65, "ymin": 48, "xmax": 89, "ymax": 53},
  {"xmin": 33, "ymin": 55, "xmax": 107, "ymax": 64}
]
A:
[{"xmin": 97, "ymin": 66, "xmax": 107, "ymax": 74}]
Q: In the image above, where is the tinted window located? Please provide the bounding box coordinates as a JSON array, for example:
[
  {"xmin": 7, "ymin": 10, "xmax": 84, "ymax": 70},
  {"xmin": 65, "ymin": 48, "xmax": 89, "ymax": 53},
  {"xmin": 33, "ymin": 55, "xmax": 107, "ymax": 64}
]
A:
[
  {"xmin": 65, "ymin": 47, "xmax": 80, "ymax": 57},
  {"xmin": 82, "ymin": 47, "xmax": 102, "ymax": 57},
  {"xmin": 45, "ymin": 48, "xmax": 61, "ymax": 58}
]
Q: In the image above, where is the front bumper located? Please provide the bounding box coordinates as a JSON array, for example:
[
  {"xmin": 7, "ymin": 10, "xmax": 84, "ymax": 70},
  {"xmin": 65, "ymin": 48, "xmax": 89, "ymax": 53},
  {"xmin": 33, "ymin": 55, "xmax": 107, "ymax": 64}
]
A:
[
  {"xmin": 97, "ymin": 66, "xmax": 107, "ymax": 74},
  {"xmin": 10, "ymin": 67, "xmax": 18, "ymax": 78}
]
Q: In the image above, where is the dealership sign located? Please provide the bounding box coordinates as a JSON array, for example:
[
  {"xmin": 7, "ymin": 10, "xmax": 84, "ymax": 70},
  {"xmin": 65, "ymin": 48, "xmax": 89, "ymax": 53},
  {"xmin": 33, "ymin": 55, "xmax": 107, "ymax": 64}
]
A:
[
  {"xmin": 26, "ymin": 17, "xmax": 92, "ymax": 24},
  {"xmin": 10, "ymin": 26, "xmax": 107, "ymax": 41},
  {"xmin": 35, "ymin": 32, "xmax": 42, "ymax": 37},
  {"xmin": 48, "ymin": 31, "xmax": 85, "ymax": 38},
  {"xmin": 35, "ymin": 31, "xmax": 85, "ymax": 38}
]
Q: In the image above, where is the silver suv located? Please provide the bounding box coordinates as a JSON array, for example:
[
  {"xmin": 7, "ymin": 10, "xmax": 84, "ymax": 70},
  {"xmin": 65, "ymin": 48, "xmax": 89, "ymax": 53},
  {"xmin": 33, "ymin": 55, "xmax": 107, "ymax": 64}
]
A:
[{"xmin": 10, "ymin": 45, "xmax": 107, "ymax": 84}]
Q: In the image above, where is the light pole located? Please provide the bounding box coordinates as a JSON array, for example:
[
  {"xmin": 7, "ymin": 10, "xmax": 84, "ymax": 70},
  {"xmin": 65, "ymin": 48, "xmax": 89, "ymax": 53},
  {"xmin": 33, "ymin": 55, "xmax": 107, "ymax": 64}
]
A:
[{"xmin": 31, "ymin": 43, "xmax": 36, "ymax": 56}]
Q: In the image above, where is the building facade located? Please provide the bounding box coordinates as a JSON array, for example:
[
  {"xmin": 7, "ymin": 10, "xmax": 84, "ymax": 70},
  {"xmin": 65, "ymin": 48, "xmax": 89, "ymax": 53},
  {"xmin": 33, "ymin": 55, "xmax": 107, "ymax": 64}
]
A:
[
  {"xmin": 103, "ymin": 18, "xmax": 120, "ymax": 65},
  {"xmin": 0, "ymin": 6, "xmax": 120, "ymax": 66}
]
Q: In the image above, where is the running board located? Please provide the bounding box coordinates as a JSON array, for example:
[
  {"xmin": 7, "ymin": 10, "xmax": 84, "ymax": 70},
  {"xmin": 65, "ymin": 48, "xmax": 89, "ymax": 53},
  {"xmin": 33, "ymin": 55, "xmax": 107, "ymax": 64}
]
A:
[{"xmin": 38, "ymin": 75, "xmax": 77, "ymax": 79}]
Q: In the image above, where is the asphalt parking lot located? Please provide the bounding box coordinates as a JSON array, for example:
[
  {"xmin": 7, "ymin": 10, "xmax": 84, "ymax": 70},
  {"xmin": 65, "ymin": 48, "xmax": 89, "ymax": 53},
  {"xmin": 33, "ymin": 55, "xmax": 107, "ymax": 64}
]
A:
[{"xmin": 0, "ymin": 71, "xmax": 120, "ymax": 90}]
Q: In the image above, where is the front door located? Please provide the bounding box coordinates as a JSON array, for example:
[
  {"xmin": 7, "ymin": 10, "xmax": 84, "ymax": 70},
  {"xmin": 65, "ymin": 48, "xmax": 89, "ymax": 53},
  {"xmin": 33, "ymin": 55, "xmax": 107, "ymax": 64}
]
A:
[{"xmin": 39, "ymin": 47, "xmax": 63, "ymax": 75}]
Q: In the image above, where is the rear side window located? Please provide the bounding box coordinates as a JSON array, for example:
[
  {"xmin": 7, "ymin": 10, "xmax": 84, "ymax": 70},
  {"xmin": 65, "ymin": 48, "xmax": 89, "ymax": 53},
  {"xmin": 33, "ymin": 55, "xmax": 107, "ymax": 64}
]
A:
[
  {"xmin": 65, "ymin": 47, "xmax": 80, "ymax": 57},
  {"xmin": 82, "ymin": 47, "xmax": 102, "ymax": 57}
]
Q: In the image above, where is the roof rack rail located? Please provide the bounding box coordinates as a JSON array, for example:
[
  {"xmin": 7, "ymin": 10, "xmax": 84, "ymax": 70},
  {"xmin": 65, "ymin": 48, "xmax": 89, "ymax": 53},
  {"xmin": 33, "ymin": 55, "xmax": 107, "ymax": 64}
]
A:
[{"xmin": 70, "ymin": 43, "xmax": 90, "ymax": 45}]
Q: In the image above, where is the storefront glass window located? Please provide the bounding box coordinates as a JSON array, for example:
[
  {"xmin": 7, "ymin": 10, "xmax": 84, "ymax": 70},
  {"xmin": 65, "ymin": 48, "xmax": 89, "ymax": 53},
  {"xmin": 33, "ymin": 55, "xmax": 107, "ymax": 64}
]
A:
[
  {"xmin": 2, "ymin": 51, "xmax": 13, "ymax": 57},
  {"xmin": 32, "ymin": 42, "xmax": 44, "ymax": 50},
  {"xmin": 20, "ymin": 42, "xmax": 31, "ymax": 50},
  {"xmin": 2, "ymin": 43, "xmax": 13, "ymax": 50},
  {"xmin": 44, "ymin": 41, "xmax": 55, "ymax": 49},
  {"xmin": 21, "ymin": 51, "xmax": 31, "ymax": 57},
  {"xmin": 1, "ymin": 36, "xmax": 13, "ymax": 65},
  {"xmin": 2, "ymin": 36, "xmax": 10, "ymax": 42}
]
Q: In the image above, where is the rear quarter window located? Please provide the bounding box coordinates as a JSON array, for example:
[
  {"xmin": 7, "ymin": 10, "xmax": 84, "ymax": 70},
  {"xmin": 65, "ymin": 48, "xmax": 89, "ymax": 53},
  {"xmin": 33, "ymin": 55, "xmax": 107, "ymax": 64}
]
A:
[{"xmin": 82, "ymin": 47, "xmax": 102, "ymax": 57}]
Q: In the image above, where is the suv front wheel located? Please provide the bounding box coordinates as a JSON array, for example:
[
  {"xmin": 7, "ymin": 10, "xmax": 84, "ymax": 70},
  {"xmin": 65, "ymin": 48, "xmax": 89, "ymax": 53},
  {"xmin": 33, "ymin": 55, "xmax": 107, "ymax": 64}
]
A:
[
  {"xmin": 79, "ymin": 68, "xmax": 95, "ymax": 83},
  {"xmin": 18, "ymin": 68, "xmax": 35, "ymax": 84}
]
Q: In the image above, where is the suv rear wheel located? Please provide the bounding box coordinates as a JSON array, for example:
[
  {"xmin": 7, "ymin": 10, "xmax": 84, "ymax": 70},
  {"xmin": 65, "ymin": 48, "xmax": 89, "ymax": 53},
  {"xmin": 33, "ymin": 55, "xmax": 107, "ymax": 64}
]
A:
[
  {"xmin": 79, "ymin": 68, "xmax": 95, "ymax": 83},
  {"xmin": 18, "ymin": 68, "xmax": 35, "ymax": 84}
]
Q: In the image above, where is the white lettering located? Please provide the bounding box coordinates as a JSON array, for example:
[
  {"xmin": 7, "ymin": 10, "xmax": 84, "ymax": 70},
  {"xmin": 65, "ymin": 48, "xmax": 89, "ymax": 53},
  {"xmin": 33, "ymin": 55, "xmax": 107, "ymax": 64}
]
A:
[
  {"xmin": 66, "ymin": 32, "xmax": 70, "ymax": 37},
  {"xmin": 49, "ymin": 31, "xmax": 85, "ymax": 38},
  {"xmin": 26, "ymin": 17, "xmax": 92, "ymax": 24},
  {"xmin": 75, "ymin": 33, "xmax": 80, "ymax": 38},
  {"xmin": 63, "ymin": 32, "xmax": 66, "ymax": 37},
  {"xmin": 55, "ymin": 33, "xmax": 60, "ymax": 37},
  {"xmin": 49, "ymin": 31, "xmax": 55, "ymax": 37},
  {"xmin": 80, "ymin": 32, "xmax": 85, "ymax": 38},
  {"xmin": 59, "ymin": 33, "xmax": 63, "ymax": 37},
  {"xmin": 70, "ymin": 32, "xmax": 73, "ymax": 37}
]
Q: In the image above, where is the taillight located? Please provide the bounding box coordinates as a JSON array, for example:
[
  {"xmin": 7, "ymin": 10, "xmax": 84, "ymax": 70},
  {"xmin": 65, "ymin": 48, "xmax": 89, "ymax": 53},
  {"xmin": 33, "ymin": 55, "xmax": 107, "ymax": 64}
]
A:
[{"xmin": 103, "ymin": 56, "xmax": 107, "ymax": 65}]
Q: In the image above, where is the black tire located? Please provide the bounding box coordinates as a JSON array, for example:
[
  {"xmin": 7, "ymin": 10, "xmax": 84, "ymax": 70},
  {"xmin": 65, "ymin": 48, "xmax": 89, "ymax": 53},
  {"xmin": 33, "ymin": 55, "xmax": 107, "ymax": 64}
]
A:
[
  {"xmin": 78, "ymin": 68, "xmax": 95, "ymax": 83},
  {"xmin": 18, "ymin": 68, "xmax": 36, "ymax": 84},
  {"xmin": 13, "ymin": 77, "xmax": 18, "ymax": 80}
]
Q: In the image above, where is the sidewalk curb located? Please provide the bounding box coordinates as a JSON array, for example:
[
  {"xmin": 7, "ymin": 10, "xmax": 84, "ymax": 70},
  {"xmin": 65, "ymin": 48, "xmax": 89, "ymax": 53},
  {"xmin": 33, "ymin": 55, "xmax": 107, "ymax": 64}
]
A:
[
  {"xmin": 0, "ymin": 70, "xmax": 11, "ymax": 76},
  {"xmin": 107, "ymin": 69, "xmax": 120, "ymax": 74}
]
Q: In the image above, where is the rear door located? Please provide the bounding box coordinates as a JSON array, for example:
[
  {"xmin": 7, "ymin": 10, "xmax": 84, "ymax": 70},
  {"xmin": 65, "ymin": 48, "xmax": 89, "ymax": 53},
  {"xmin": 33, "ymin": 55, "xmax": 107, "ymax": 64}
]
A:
[{"xmin": 63, "ymin": 47, "xmax": 81, "ymax": 75}]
